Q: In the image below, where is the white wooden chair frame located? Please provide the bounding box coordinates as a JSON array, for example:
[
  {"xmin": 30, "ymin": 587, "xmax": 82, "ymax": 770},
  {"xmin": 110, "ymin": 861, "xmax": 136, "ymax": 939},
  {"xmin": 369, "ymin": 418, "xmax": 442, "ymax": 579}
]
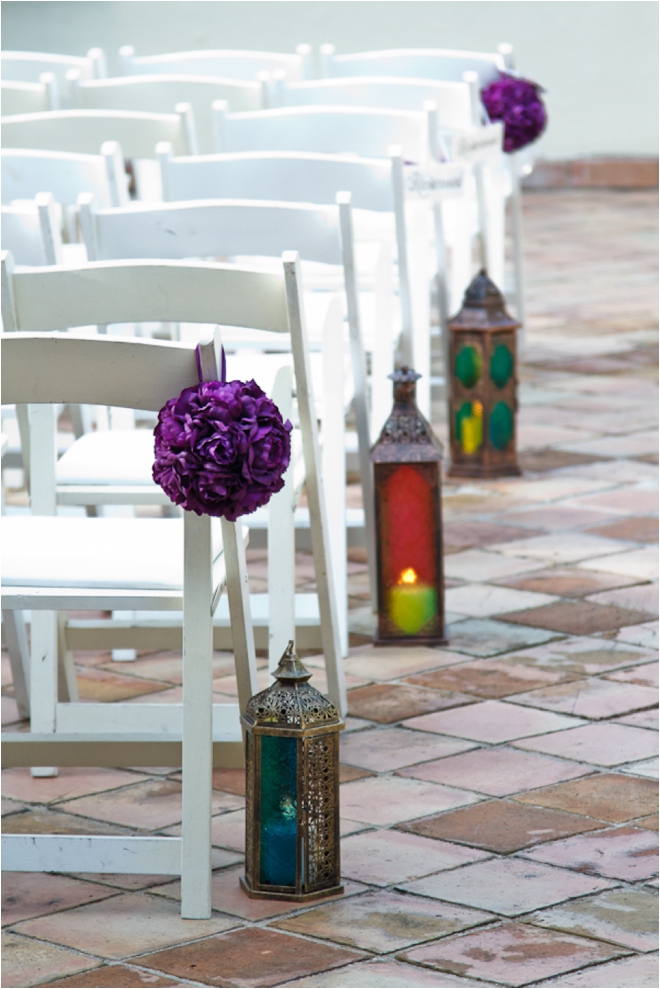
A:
[
  {"xmin": 118, "ymin": 44, "xmax": 312, "ymax": 81},
  {"xmin": 1, "ymin": 48, "xmax": 106, "ymax": 107},
  {"xmin": 1, "ymin": 143, "xmax": 129, "ymax": 211},
  {"xmin": 1, "ymin": 73, "xmax": 59, "ymax": 115}
]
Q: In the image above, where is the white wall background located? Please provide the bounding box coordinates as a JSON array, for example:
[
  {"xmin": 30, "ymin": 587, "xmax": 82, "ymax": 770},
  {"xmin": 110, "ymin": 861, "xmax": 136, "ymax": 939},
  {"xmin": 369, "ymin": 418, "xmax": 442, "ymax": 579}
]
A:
[{"xmin": 3, "ymin": 0, "xmax": 658, "ymax": 159}]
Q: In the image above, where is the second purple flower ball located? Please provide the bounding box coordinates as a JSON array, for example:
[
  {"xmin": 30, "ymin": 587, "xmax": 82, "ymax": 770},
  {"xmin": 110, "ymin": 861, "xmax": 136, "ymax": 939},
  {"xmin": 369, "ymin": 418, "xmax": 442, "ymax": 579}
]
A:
[
  {"xmin": 481, "ymin": 73, "xmax": 547, "ymax": 153},
  {"xmin": 153, "ymin": 378, "xmax": 292, "ymax": 521}
]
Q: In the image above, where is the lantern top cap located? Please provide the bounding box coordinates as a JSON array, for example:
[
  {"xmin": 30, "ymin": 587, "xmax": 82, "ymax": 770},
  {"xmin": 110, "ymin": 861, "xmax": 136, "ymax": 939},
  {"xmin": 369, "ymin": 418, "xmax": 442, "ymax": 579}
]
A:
[
  {"xmin": 463, "ymin": 269, "xmax": 505, "ymax": 309},
  {"xmin": 388, "ymin": 365, "xmax": 421, "ymax": 384},
  {"xmin": 273, "ymin": 640, "xmax": 312, "ymax": 684}
]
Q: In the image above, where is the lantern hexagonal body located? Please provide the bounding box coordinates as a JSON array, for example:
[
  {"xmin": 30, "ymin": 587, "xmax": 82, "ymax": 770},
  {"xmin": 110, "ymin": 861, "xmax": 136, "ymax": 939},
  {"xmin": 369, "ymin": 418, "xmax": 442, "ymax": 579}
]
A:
[
  {"xmin": 371, "ymin": 368, "xmax": 446, "ymax": 645},
  {"xmin": 241, "ymin": 642, "xmax": 344, "ymax": 902},
  {"xmin": 448, "ymin": 270, "xmax": 521, "ymax": 477}
]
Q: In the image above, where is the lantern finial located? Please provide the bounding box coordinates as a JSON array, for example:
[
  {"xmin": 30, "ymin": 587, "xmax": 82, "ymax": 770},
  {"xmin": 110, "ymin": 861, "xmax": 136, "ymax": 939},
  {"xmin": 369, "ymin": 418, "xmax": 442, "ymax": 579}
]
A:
[{"xmin": 272, "ymin": 641, "xmax": 312, "ymax": 683}]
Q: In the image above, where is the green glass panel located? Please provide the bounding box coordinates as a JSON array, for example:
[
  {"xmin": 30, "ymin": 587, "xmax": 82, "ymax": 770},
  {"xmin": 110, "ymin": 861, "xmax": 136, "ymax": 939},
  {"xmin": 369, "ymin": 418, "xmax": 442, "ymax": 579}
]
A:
[
  {"xmin": 490, "ymin": 344, "xmax": 514, "ymax": 388},
  {"xmin": 455, "ymin": 345, "xmax": 482, "ymax": 388},
  {"xmin": 489, "ymin": 401, "xmax": 514, "ymax": 450},
  {"xmin": 456, "ymin": 401, "xmax": 483, "ymax": 454},
  {"xmin": 259, "ymin": 734, "xmax": 297, "ymax": 887}
]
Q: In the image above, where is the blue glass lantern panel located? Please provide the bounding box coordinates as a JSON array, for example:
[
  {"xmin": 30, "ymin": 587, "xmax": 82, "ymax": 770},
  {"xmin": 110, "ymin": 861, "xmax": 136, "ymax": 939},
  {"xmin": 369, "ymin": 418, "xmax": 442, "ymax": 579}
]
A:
[{"xmin": 259, "ymin": 734, "xmax": 298, "ymax": 887}]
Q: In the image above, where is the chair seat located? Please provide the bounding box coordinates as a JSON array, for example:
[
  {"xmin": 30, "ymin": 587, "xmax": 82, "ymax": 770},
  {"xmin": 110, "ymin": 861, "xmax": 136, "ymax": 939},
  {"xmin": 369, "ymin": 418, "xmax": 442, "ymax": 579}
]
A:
[{"xmin": 1, "ymin": 516, "xmax": 224, "ymax": 590}]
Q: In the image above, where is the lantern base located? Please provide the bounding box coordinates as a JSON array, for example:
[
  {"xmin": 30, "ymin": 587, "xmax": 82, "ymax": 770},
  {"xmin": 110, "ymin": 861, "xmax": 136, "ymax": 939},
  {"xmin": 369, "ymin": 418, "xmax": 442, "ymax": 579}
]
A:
[
  {"xmin": 240, "ymin": 876, "xmax": 344, "ymax": 902},
  {"xmin": 447, "ymin": 463, "xmax": 521, "ymax": 478}
]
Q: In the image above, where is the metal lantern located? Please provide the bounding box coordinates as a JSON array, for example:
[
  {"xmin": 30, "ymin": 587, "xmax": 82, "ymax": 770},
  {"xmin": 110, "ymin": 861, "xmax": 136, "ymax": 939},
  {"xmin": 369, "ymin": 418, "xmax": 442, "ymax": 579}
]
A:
[
  {"xmin": 370, "ymin": 367, "xmax": 446, "ymax": 645},
  {"xmin": 448, "ymin": 270, "xmax": 521, "ymax": 477},
  {"xmin": 241, "ymin": 641, "xmax": 344, "ymax": 902}
]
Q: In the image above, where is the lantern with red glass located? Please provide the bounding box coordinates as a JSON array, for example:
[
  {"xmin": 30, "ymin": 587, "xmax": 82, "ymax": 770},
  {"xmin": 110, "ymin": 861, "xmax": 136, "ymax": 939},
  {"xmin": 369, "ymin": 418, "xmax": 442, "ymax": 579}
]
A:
[{"xmin": 370, "ymin": 368, "xmax": 446, "ymax": 645}]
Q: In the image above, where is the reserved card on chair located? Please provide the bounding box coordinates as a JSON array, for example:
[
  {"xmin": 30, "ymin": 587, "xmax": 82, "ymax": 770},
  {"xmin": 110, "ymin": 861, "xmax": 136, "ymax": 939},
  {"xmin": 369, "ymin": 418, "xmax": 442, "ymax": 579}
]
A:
[
  {"xmin": 403, "ymin": 162, "xmax": 465, "ymax": 201},
  {"xmin": 450, "ymin": 122, "xmax": 504, "ymax": 163}
]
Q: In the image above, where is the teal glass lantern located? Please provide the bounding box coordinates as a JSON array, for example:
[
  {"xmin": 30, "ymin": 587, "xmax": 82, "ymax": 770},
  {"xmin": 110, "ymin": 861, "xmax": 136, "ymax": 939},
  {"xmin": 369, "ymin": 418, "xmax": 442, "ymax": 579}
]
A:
[
  {"xmin": 448, "ymin": 270, "xmax": 521, "ymax": 477},
  {"xmin": 241, "ymin": 642, "xmax": 344, "ymax": 902}
]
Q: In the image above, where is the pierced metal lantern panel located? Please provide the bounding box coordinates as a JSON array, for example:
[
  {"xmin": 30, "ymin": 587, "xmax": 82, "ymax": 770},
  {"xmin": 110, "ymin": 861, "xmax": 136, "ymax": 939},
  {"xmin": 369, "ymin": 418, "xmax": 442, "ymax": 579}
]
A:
[
  {"xmin": 241, "ymin": 642, "xmax": 344, "ymax": 902},
  {"xmin": 448, "ymin": 270, "xmax": 521, "ymax": 477},
  {"xmin": 371, "ymin": 368, "xmax": 446, "ymax": 645}
]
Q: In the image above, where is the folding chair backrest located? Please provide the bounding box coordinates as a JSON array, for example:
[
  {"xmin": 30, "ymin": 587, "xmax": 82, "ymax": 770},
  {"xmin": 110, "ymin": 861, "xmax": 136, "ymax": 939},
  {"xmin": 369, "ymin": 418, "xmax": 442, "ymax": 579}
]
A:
[
  {"xmin": 119, "ymin": 45, "xmax": 308, "ymax": 81},
  {"xmin": 271, "ymin": 75, "xmax": 472, "ymax": 130},
  {"xmin": 213, "ymin": 103, "xmax": 432, "ymax": 163},
  {"xmin": 1, "ymin": 193, "xmax": 63, "ymax": 266},
  {"xmin": 69, "ymin": 74, "xmax": 266, "ymax": 154},
  {"xmin": 1, "ymin": 49, "xmax": 106, "ymax": 85},
  {"xmin": 1, "ymin": 106, "xmax": 197, "ymax": 158},
  {"xmin": 79, "ymin": 197, "xmax": 345, "ymax": 268},
  {"xmin": 2, "ymin": 75, "xmax": 59, "ymax": 115},
  {"xmin": 157, "ymin": 146, "xmax": 395, "ymax": 212},
  {"xmin": 320, "ymin": 46, "xmax": 505, "ymax": 86},
  {"xmin": 2, "ymin": 144, "xmax": 129, "ymax": 208}
]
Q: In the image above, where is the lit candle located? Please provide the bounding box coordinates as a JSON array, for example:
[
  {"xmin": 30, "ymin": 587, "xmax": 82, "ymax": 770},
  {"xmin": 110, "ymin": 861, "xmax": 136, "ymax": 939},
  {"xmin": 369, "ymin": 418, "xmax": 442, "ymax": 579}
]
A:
[
  {"xmin": 461, "ymin": 401, "xmax": 483, "ymax": 454},
  {"xmin": 388, "ymin": 567, "xmax": 437, "ymax": 635}
]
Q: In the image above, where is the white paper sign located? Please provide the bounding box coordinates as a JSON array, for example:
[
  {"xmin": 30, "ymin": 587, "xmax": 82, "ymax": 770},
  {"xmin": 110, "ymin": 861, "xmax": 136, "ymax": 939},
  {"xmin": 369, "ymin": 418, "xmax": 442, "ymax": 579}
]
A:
[
  {"xmin": 451, "ymin": 122, "xmax": 504, "ymax": 164},
  {"xmin": 404, "ymin": 162, "xmax": 466, "ymax": 201}
]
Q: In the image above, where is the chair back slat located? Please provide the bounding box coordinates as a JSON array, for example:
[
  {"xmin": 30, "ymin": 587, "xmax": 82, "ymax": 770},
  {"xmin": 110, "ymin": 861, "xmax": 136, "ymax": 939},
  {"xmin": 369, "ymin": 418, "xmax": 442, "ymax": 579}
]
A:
[
  {"xmin": 2, "ymin": 147, "xmax": 127, "ymax": 208},
  {"xmin": 324, "ymin": 48, "xmax": 504, "ymax": 86},
  {"xmin": 122, "ymin": 48, "xmax": 304, "ymax": 81},
  {"xmin": 2, "ymin": 256, "xmax": 290, "ymax": 335}
]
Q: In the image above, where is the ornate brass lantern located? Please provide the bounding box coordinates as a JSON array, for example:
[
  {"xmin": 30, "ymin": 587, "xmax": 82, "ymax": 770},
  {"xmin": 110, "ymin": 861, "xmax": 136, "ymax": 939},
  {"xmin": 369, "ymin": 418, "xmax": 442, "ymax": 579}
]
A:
[
  {"xmin": 241, "ymin": 642, "xmax": 344, "ymax": 902},
  {"xmin": 370, "ymin": 368, "xmax": 446, "ymax": 645},
  {"xmin": 448, "ymin": 270, "xmax": 521, "ymax": 477}
]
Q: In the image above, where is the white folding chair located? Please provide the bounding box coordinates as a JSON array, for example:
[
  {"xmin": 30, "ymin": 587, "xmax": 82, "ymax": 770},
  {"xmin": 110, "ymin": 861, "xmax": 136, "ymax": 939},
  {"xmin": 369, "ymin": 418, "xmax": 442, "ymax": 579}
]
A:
[
  {"xmin": 68, "ymin": 72, "xmax": 267, "ymax": 154},
  {"xmin": 1, "ymin": 73, "xmax": 59, "ymax": 114},
  {"xmin": 119, "ymin": 44, "xmax": 312, "ymax": 81},
  {"xmin": 319, "ymin": 45, "xmax": 505, "ymax": 85},
  {"xmin": 73, "ymin": 195, "xmax": 368, "ymax": 644},
  {"xmin": 1, "ymin": 192, "xmax": 63, "ymax": 266},
  {"xmin": 1, "ymin": 49, "xmax": 107, "ymax": 101},
  {"xmin": 1, "ymin": 253, "xmax": 345, "ymax": 717},
  {"xmin": 2, "ymin": 144, "xmax": 129, "ymax": 210}
]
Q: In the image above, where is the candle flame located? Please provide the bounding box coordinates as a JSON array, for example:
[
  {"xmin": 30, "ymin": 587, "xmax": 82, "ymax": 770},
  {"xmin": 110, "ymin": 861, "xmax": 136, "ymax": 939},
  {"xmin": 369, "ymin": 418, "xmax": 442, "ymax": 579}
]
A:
[
  {"xmin": 473, "ymin": 401, "xmax": 483, "ymax": 417},
  {"xmin": 399, "ymin": 567, "xmax": 418, "ymax": 586}
]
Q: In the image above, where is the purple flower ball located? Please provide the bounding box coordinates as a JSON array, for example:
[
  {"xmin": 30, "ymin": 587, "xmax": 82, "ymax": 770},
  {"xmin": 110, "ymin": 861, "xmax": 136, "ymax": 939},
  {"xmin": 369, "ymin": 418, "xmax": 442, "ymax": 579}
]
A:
[
  {"xmin": 153, "ymin": 379, "xmax": 292, "ymax": 521},
  {"xmin": 481, "ymin": 73, "xmax": 547, "ymax": 153}
]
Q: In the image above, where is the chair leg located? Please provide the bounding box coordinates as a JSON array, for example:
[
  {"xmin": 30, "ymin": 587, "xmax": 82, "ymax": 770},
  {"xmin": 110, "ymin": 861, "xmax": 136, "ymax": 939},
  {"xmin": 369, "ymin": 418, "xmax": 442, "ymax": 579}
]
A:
[
  {"xmin": 407, "ymin": 200, "xmax": 432, "ymax": 420},
  {"xmin": 181, "ymin": 512, "xmax": 213, "ymax": 919},
  {"xmin": 57, "ymin": 613, "xmax": 78, "ymax": 703},
  {"xmin": 509, "ymin": 155, "xmax": 526, "ymax": 348},
  {"xmin": 30, "ymin": 610, "xmax": 58, "ymax": 777},
  {"xmin": 3, "ymin": 610, "xmax": 30, "ymax": 719},
  {"xmin": 433, "ymin": 202, "xmax": 450, "ymax": 403},
  {"xmin": 267, "ymin": 367, "xmax": 295, "ymax": 672},
  {"xmin": 220, "ymin": 518, "xmax": 259, "ymax": 713}
]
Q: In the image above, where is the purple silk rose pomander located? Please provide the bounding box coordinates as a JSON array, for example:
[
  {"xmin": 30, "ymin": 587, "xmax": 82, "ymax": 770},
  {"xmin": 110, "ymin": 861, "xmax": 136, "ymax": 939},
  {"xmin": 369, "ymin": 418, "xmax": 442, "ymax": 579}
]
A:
[
  {"xmin": 153, "ymin": 379, "xmax": 292, "ymax": 521},
  {"xmin": 481, "ymin": 74, "xmax": 547, "ymax": 153}
]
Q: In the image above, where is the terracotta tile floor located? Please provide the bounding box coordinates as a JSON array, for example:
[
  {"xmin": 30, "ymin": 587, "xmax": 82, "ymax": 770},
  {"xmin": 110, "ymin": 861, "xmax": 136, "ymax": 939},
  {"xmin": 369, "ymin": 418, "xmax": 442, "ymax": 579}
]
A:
[{"xmin": 2, "ymin": 189, "xmax": 658, "ymax": 987}]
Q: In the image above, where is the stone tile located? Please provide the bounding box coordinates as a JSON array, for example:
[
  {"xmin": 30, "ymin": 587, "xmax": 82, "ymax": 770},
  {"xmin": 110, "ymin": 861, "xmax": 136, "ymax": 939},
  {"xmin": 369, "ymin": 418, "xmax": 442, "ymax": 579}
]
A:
[
  {"xmin": 340, "ymin": 726, "xmax": 476, "ymax": 772},
  {"xmin": 1, "ymin": 808, "xmax": 131, "ymax": 836},
  {"xmin": 98, "ymin": 650, "xmax": 236, "ymax": 685},
  {"xmin": 339, "ymin": 763, "xmax": 374, "ymax": 783},
  {"xmin": 492, "ymin": 477, "xmax": 611, "ymax": 503},
  {"xmin": 611, "ymin": 620, "xmax": 659, "ymax": 649},
  {"xmin": 39, "ymin": 966, "xmax": 182, "ymax": 987},
  {"xmin": 589, "ymin": 582, "xmax": 659, "ymax": 616},
  {"xmin": 211, "ymin": 766, "xmax": 245, "ymax": 795},
  {"xmin": 2, "ymin": 872, "xmax": 117, "ymax": 926},
  {"xmin": 346, "ymin": 682, "xmax": 474, "ymax": 723},
  {"xmin": 400, "ymin": 921, "xmax": 624, "ymax": 987},
  {"xmin": 542, "ymin": 952, "xmax": 659, "ymax": 988},
  {"xmin": 623, "ymin": 757, "xmax": 658, "ymax": 779},
  {"xmin": 400, "ymin": 858, "xmax": 615, "ymax": 917},
  {"xmin": 139, "ymin": 927, "xmax": 363, "ymax": 987},
  {"xmin": 398, "ymin": 747, "xmax": 590, "ymax": 796},
  {"xmin": 573, "ymin": 486, "xmax": 659, "ymax": 515},
  {"xmin": 500, "ymin": 599, "xmax": 654, "ymax": 635},
  {"xmin": 501, "ymin": 636, "xmax": 655, "ymax": 676},
  {"xmin": 608, "ymin": 660, "xmax": 659, "ymax": 687},
  {"xmin": 559, "ymin": 431, "xmax": 658, "ymax": 458},
  {"xmin": 281, "ymin": 959, "xmax": 489, "ymax": 987},
  {"xmin": 490, "ymin": 532, "xmax": 635, "ymax": 564},
  {"xmin": 401, "ymin": 800, "xmax": 600, "ymax": 853},
  {"xmin": 13, "ymin": 891, "xmax": 237, "ymax": 959},
  {"xmin": 494, "ymin": 567, "xmax": 642, "ymax": 598},
  {"xmin": 587, "ymin": 516, "xmax": 658, "ymax": 543},
  {"xmin": 341, "ymin": 829, "xmax": 489, "ymax": 886},
  {"xmin": 523, "ymin": 826, "xmax": 659, "ymax": 881},
  {"xmin": 443, "ymin": 519, "xmax": 545, "ymax": 551},
  {"xmin": 273, "ymin": 890, "xmax": 493, "ymax": 954},
  {"xmin": 339, "ymin": 775, "xmax": 481, "ymax": 826},
  {"xmin": 66, "ymin": 874, "xmax": 175, "ymax": 891},
  {"xmin": 59, "ymin": 779, "xmax": 242, "ymax": 831},
  {"xmin": 527, "ymin": 886, "xmax": 658, "ymax": 951},
  {"xmin": 342, "ymin": 644, "xmax": 469, "ymax": 682},
  {"xmin": 405, "ymin": 700, "xmax": 584, "ymax": 744},
  {"xmin": 580, "ymin": 546, "xmax": 659, "ymax": 580},
  {"xmin": 511, "ymin": 677, "xmax": 658, "ymax": 720},
  {"xmin": 513, "ymin": 773, "xmax": 658, "ymax": 823},
  {"xmin": 515, "ymin": 722, "xmax": 659, "ymax": 766},
  {"xmin": 636, "ymin": 814, "xmax": 660, "ymax": 829},
  {"xmin": 518, "ymin": 449, "xmax": 602, "ymax": 473},
  {"xmin": 445, "ymin": 618, "xmax": 561, "ymax": 657},
  {"xmin": 75, "ymin": 667, "xmax": 169, "ymax": 702},
  {"xmin": 616, "ymin": 708, "xmax": 659, "ymax": 729},
  {"xmin": 1, "ymin": 694, "xmax": 22, "ymax": 725},
  {"xmin": 569, "ymin": 459, "xmax": 658, "ymax": 484},
  {"xmin": 406, "ymin": 658, "xmax": 572, "ymax": 698},
  {"xmin": 445, "ymin": 583, "xmax": 558, "ymax": 617},
  {"xmin": 1, "ymin": 796, "xmax": 26, "ymax": 816},
  {"xmin": 209, "ymin": 808, "xmax": 245, "ymax": 851},
  {"xmin": 152, "ymin": 867, "xmax": 363, "ymax": 920},
  {"xmin": 502, "ymin": 505, "xmax": 620, "ymax": 530},
  {"xmin": 443, "ymin": 549, "xmax": 546, "ymax": 582},
  {"xmin": 2, "ymin": 931, "xmax": 100, "ymax": 989},
  {"xmin": 0, "ymin": 767, "xmax": 148, "ymax": 805}
]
